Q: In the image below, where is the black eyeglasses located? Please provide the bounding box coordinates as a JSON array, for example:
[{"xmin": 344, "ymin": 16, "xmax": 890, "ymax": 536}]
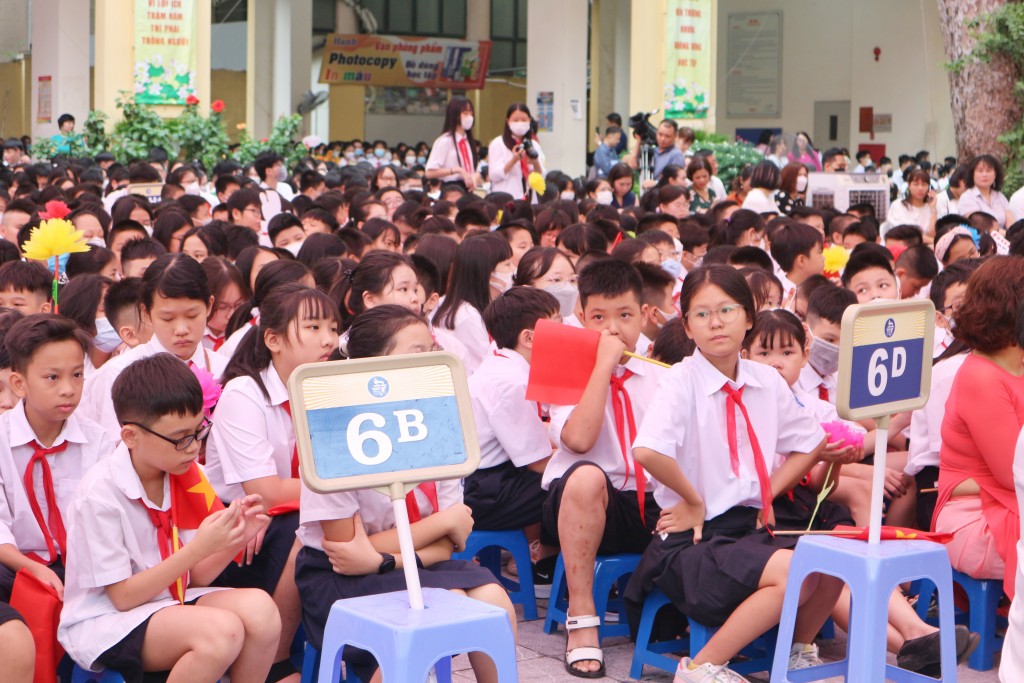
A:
[{"xmin": 121, "ymin": 418, "xmax": 213, "ymax": 451}]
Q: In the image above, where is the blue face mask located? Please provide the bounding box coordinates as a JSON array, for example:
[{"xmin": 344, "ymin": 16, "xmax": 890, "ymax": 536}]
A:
[
  {"xmin": 417, "ymin": 155, "xmax": 427, "ymax": 165},
  {"xmin": 93, "ymin": 317, "xmax": 122, "ymax": 352},
  {"xmin": 354, "ymin": 148, "xmax": 364, "ymax": 157},
  {"xmin": 374, "ymin": 148, "xmax": 386, "ymax": 158}
]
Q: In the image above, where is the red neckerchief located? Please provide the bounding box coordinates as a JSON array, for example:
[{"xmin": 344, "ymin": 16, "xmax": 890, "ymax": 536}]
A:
[
  {"xmin": 610, "ymin": 369, "xmax": 647, "ymax": 524},
  {"xmin": 138, "ymin": 500, "xmax": 188, "ymax": 603},
  {"xmin": 281, "ymin": 401, "xmax": 299, "ymax": 478},
  {"xmin": 23, "ymin": 441, "xmax": 69, "ymax": 564},
  {"xmin": 457, "ymin": 137, "xmax": 473, "ymax": 174},
  {"xmin": 406, "ymin": 483, "xmax": 439, "ymax": 523},
  {"xmin": 722, "ymin": 383, "xmax": 775, "ymax": 535}
]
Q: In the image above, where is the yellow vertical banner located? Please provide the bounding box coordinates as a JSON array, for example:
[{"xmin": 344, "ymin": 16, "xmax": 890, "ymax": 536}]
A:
[
  {"xmin": 663, "ymin": 0, "xmax": 711, "ymax": 119},
  {"xmin": 134, "ymin": 0, "xmax": 198, "ymax": 105}
]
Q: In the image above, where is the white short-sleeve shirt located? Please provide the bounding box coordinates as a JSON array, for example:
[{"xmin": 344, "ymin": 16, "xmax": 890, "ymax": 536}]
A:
[
  {"xmin": 633, "ymin": 350, "xmax": 824, "ymax": 519},
  {"xmin": 205, "ymin": 365, "xmax": 295, "ymax": 501},
  {"xmin": 298, "ymin": 479, "xmax": 463, "ymax": 552},
  {"xmin": 543, "ymin": 356, "xmax": 666, "ymax": 490},
  {"xmin": 906, "ymin": 353, "xmax": 967, "ymax": 477},
  {"xmin": 431, "ymin": 301, "xmax": 489, "ymax": 375},
  {"xmin": 80, "ymin": 337, "xmax": 229, "ymax": 439},
  {"xmin": 58, "ymin": 444, "xmax": 227, "ymax": 670},
  {"xmin": 425, "ymin": 132, "xmax": 473, "ymax": 184},
  {"xmin": 796, "ymin": 363, "xmax": 837, "ymax": 405},
  {"xmin": 0, "ymin": 403, "xmax": 116, "ymax": 561},
  {"xmin": 469, "ymin": 350, "xmax": 552, "ymax": 469}
]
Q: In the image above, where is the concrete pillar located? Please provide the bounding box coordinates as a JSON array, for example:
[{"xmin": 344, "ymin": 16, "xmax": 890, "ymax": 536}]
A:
[
  {"xmin": 247, "ymin": 0, "xmax": 312, "ymax": 139},
  {"xmin": 328, "ymin": 1, "xmax": 364, "ymax": 141},
  {"xmin": 630, "ymin": 0, "xmax": 666, "ymax": 122},
  {"xmin": 31, "ymin": 0, "xmax": 90, "ymax": 140},
  {"xmin": 527, "ymin": 0, "xmax": 588, "ymax": 176},
  {"xmin": 590, "ymin": 0, "xmax": 631, "ymax": 148}
]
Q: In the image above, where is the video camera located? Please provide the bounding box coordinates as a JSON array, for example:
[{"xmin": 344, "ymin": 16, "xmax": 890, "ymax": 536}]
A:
[
  {"xmin": 629, "ymin": 110, "xmax": 659, "ymax": 146},
  {"xmin": 521, "ymin": 137, "xmax": 540, "ymax": 160}
]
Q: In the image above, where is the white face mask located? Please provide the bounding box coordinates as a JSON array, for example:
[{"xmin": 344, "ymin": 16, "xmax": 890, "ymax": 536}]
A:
[
  {"xmin": 428, "ymin": 190, "xmax": 441, "ymax": 200},
  {"xmin": 461, "ymin": 114, "xmax": 475, "ymax": 131},
  {"xmin": 655, "ymin": 306, "xmax": 679, "ymax": 329},
  {"xmin": 596, "ymin": 190, "xmax": 614, "ymax": 205},
  {"xmin": 87, "ymin": 237, "xmax": 107, "ymax": 249},
  {"xmin": 405, "ymin": 156, "xmax": 416, "ymax": 166},
  {"xmin": 509, "ymin": 121, "xmax": 531, "ymax": 137},
  {"xmin": 543, "ymin": 282, "xmax": 579, "ymax": 319},
  {"xmin": 808, "ymin": 334, "xmax": 841, "ymax": 376},
  {"xmin": 560, "ymin": 191, "xmax": 576, "ymax": 201},
  {"xmin": 490, "ymin": 270, "xmax": 514, "ymax": 294},
  {"xmin": 796, "ymin": 175, "xmax": 808, "ymax": 192},
  {"xmin": 284, "ymin": 240, "xmax": 305, "ymax": 257},
  {"xmin": 276, "ymin": 165, "xmax": 288, "ymax": 182},
  {"xmin": 93, "ymin": 317, "xmax": 123, "ymax": 353}
]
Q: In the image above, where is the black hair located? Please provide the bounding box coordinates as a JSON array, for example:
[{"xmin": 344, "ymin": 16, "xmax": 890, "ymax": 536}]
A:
[
  {"xmin": 841, "ymin": 220, "xmax": 879, "ymax": 244},
  {"xmin": 678, "ymin": 265, "xmax": 757, "ymax": 340},
  {"xmin": 234, "ymin": 246, "xmax": 279, "ymax": 288},
  {"xmin": 650, "ymin": 320, "xmax": 695, "ymax": 365},
  {"xmin": 104, "ymin": 277, "xmax": 144, "ymax": 332},
  {"xmin": 329, "ymin": 251, "xmax": 417, "ymax": 328},
  {"xmin": 267, "ymin": 213, "xmax": 305, "ymax": 246},
  {"xmin": 769, "ymin": 222, "xmax": 823, "ymax": 273},
  {"xmin": 965, "ymin": 154, "xmax": 1004, "ymax": 191},
  {"xmin": 65, "ymin": 247, "xmax": 116, "ymax": 280},
  {"xmin": 106, "ymin": 219, "xmax": 149, "ymax": 249},
  {"xmin": 226, "ymin": 259, "xmax": 312, "ymax": 338},
  {"xmin": 113, "ymin": 353, "xmax": 204, "ymax": 425},
  {"xmin": 434, "ymin": 233, "xmax": 512, "ymax": 328},
  {"xmin": 744, "ymin": 308, "xmax": 806, "ymax": 352},
  {"xmin": 514, "ymin": 247, "xmax": 574, "ymax": 287},
  {"xmin": 718, "ymin": 209, "xmax": 764, "ymax": 247},
  {"xmin": 119, "ymin": 237, "xmax": 168, "ymax": 270},
  {"xmin": 929, "ymin": 260, "xmax": 979, "ymax": 311},
  {"xmin": 296, "ymin": 233, "xmax": 348, "ymax": 267},
  {"xmin": 414, "ymin": 234, "xmax": 458, "ymax": 294},
  {"xmin": 151, "ymin": 209, "xmax": 194, "ymax": 251},
  {"xmin": 59, "ymin": 274, "xmax": 111, "ymax": 336},
  {"xmin": 807, "ymin": 283, "xmax": 857, "ymax": 325},
  {"xmin": 556, "ymin": 223, "xmax": 609, "ymax": 257},
  {"xmin": 440, "ymin": 96, "xmax": 477, "ymax": 167},
  {"xmin": 6, "ymin": 313, "xmax": 89, "ymax": 374},
  {"xmin": 141, "ymin": 253, "xmax": 211, "ymax": 310},
  {"xmin": 483, "ymin": 286, "xmax": 559, "ymax": 350},
  {"xmin": 749, "ymin": 160, "xmax": 781, "ymax": 191},
  {"xmin": 253, "ymin": 151, "xmax": 284, "ymax": 183},
  {"xmin": 741, "ymin": 268, "xmax": 784, "ymax": 311},
  {"xmin": 611, "ymin": 238, "xmax": 655, "ymax": 265},
  {"xmin": 577, "ymin": 258, "xmax": 643, "ymax": 310},
  {"xmin": 361, "ymin": 217, "xmax": 401, "ymax": 247},
  {"xmin": 895, "ymin": 245, "xmax": 939, "ymax": 280},
  {"xmin": 634, "ymin": 261, "xmax": 675, "ymax": 306},
  {"xmin": 841, "ymin": 249, "xmax": 895, "ymax": 288},
  {"xmin": 347, "ymin": 304, "xmax": 429, "ymax": 359},
  {"xmin": 728, "ymin": 246, "xmax": 774, "ymax": 272},
  {"xmin": 0, "ymin": 260, "xmax": 53, "ymax": 298},
  {"xmin": 57, "ymin": 113, "xmax": 75, "ymax": 127},
  {"xmin": 884, "ymin": 224, "xmax": 924, "ymax": 246},
  {"xmin": 0, "ymin": 308, "xmax": 26, "ymax": 370},
  {"xmin": 499, "ymin": 102, "xmax": 535, "ymax": 151},
  {"xmin": 335, "ymin": 227, "xmax": 373, "ymax": 260},
  {"xmin": 410, "ymin": 254, "xmax": 441, "ymax": 299},
  {"xmin": 796, "ymin": 274, "xmax": 832, "ymax": 303},
  {"xmin": 222, "ymin": 283, "xmax": 340, "ymax": 401}
]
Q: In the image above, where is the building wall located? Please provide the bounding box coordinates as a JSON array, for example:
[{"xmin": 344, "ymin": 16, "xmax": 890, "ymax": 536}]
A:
[{"xmin": 714, "ymin": 0, "xmax": 955, "ymax": 159}]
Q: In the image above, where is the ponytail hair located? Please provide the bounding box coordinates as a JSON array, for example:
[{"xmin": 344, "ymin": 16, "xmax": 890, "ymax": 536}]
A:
[
  {"xmin": 225, "ymin": 259, "xmax": 312, "ymax": 338},
  {"xmin": 221, "ymin": 283, "xmax": 341, "ymax": 401},
  {"xmin": 328, "ymin": 251, "xmax": 415, "ymax": 329}
]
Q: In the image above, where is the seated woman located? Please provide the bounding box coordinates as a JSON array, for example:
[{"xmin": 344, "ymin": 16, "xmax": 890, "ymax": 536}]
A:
[{"xmin": 934, "ymin": 256, "xmax": 1024, "ymax": 604}]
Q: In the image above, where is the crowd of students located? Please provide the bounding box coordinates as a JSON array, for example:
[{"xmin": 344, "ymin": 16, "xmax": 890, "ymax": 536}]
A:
[{"xmin": 2, "ymin": 98, "xmax": 1024, "ymax": 683}]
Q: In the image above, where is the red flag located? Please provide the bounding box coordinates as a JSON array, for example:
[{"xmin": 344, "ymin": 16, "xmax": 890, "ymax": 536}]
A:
[
  {"xmin": 170, "ymin": 462, "xmax": 224, "ymax": 531},
  {"xmin": 9, "ymin": 568, "xmax": 64, "ymax": 683},
  {"xmin": 831, "ymin": 525, "xmax": 954, "ymax": 543},
  {"xmin": 525, "ymin": 319, "xmax": 600, "ymax": 405},
  {"xmin": 267, "ymin": 501, "xmax": 300, "ymax": 516}
]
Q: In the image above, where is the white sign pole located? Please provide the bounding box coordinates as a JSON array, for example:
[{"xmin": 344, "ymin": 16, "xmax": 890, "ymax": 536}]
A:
[
  {"xmin": 390, "ymin": 482, "xmax": 424, "ymax": 610},
  {"xmin": 867, "ymin": 415, "xmax": 890, "ymax": 545}
]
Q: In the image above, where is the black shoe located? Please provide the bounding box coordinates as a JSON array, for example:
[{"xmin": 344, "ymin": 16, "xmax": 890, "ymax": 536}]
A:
[
  {"xmin": 897, "ymin": 625, "xmax": 979, "ymax": 678},
  {"xmin": 532, "ymin": 555, "xmax": 557, "ymax": 599}
]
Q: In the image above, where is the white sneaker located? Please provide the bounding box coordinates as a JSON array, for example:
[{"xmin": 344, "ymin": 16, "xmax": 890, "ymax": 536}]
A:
[
  {"xmin": 788, "ymin": 642, "xmax": 823, "ymax": 669},
  {"xmin": 674, "ymin": 657, "xmax": 750, "ymax": 683}
]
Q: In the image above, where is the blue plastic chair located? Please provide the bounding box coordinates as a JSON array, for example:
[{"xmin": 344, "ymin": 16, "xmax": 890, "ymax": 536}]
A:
[
  {"xmin": 770, "ymin": 535, "xmax": 959, "ymax": 682},
  {"xmin": 542, "ymin": 552, "xmax": 640, "ymax": 640},
  {"xmin": 914, "ymin": 569, "xmax": 1006, "ymax": 671},
  {"xmin": 317, "ymin": 588, "xmax": 517, "ymax": 683},
  {"xmin": 451, "ymin": 529, "xmax": 539, "ymax": 620},
  {"xmin": 301, "ymin": 640, "xmax": 451, "ymax": 682},
  {"xmin": 70, "ymin": 666, "xmax": 125, "ymax": 683},
  {"xmin": 629, "ymin": 587, "xmax": 777, "ymax": 679}
]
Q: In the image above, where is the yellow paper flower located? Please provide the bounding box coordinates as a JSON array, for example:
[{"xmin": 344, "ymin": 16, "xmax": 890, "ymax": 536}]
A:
[
  {"xmin": 21, "ymin": 218, "xmax": 90, "ymax": 263},
  {"xmin": 822, "ymin": 244, "xmax": 849, "ymax": 276},
  {"xmin": 528, "ymin": 171, "xmax": 546, "ymax": 196}
]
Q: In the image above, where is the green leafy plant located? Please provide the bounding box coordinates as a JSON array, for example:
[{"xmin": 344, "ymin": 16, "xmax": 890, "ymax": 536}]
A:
[
  {"xmin": 167, "ymin": 99, "xmax": 230, "ymax": 173},
  {"xmin": 109, "ymin": 92, "xmax": 176, "ymax": 163},
  {"xmin": 29, "ymin": 137, "xmax": 58, "ymax": 161},
  {"xmin": 82, "ymin": 110, "xmax": 110, "ymax": 156},
  {"xmin": 693, "ymin": 138, "xmax": 764, "ymax": 189},
  {"xmin": 231, "ymin": 114, "xmax": 305, "ymax": 167}
]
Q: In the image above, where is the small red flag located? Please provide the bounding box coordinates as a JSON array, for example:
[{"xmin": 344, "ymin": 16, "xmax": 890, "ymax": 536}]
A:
[
  {"xmin": 9, "ymin": 568, "xmax": 64, "ymax": 683},
  {"xmin": 832, "ymin": 525, "xmax": 953, "ymax": 543},
  {"xmin": 525, "ymin": 320, "xmax": 601, "ymax": 405},
  {"xmin": 170, "ymin": 462, "xmax": 224, "ymax": 531}
]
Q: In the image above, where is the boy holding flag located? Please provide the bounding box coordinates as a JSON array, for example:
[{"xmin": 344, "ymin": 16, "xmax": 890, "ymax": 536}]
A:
[{"xmin": 59, "ymin": 354, "xmax": 281, "ymax": 683}]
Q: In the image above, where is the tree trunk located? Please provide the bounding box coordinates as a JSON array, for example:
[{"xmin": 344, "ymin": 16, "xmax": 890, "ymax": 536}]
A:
[{"xmin": 936, "ymin": 0, "xmax": 1024, "ymax": 160}]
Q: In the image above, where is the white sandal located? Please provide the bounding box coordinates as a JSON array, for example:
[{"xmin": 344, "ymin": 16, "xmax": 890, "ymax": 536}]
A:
[{"xmin": 564, "ymin": 614, "xmax": 606, "ymax": 679}]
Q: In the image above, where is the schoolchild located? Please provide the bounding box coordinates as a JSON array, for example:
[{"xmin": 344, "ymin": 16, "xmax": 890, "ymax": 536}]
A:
[
  {"xmin": 0, "ymin": 308, "xmax": 25, "ymax": 414},
  {"xmin": 796, "ymin": 285, "xmax": 856, "ymax": 404},
  {"xmin": 102, "ymin": 277, "xmax": 153, "ymax": 351},
  {"xmin": 0, "ymin": 260, "xmax": 53, "ymax": 313},
  {"xmin": 200, "ymin": 257, "xmax": 249, "ymax": 353}
]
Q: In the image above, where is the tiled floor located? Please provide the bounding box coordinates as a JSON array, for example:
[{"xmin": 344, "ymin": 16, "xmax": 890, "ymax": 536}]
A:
[{"xmin": 445, "ymin": 601, "xmax": 1003, "ymax": 682}]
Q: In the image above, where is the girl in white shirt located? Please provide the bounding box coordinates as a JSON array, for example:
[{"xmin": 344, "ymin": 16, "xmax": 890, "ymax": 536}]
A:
[
  {"xmin": 329, "ymin": 251, "xmax": 421, "ymax": 349},
  {"xmin": 206, "ymin": 283, "xmax": 340, "ymax": 677},
  {"xmin": 626, "ymin": 265, "xmax": 841, "ymax": 683},
  {"xmin": 295, "ymin": 305, "xmax": 513, "ymax": 683},
  {"xmin": 425, "ymin": 96, "xmax": 481, "ymax": 191},
  {"xmin": 431, "ymin": 234, "xmax": 515, "ymax": 374},
  {"xmin": 488, "ymin": 103, "xmax": 545, "ymax": 200},
  {"xmin": 886, "ymin": 169, "xmax": 938, "ymax": 242}
]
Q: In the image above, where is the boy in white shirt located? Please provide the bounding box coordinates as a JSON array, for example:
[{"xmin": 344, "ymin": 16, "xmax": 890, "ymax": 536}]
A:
[
  {"xmin": 0, "ymin": 315, "xmax": 116, "ymax": 602},
  {"xmin": 59, "ymin": 354, "xmax": 280, "ymax": 682},
  {"xmin": 540, "ymin": 260, "xmax": 666, "ymax": 678},
  {"xmin": 769, "ymin": 222, "xmax": 825, "ymax": 304},
  {"xmin": 81, "ymin": 254, "xmax": 227, "ymax": 438},
  {"xmin": 797, "ymin": 285, "xmax": 856, "ymax": 404}
]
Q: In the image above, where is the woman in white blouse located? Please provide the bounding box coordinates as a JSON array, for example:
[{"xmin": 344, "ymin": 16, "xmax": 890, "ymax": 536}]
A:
[
  {"xmin": 425, "ymin": 96, "xmax": 482, "ymax": 191},
  {"xmin": 886, "ymin": 168, "xmax": 938, "ymax": 242},
  {"xmin": 958, "ymin": 153, "xmax": 1015, "ymax": 228},
  {"xmin": 488, "ymin": 103, "xmax": 545, "ymax": 200}
]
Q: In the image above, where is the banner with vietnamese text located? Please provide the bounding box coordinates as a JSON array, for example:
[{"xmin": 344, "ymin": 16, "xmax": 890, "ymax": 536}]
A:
[
  {"xmin": 134, "ymin": 0, "xmax": 198, "ymax": 105},
  {"xmin": 663, "ymin": 0, "xmax": 711, "ymax": 119},
  {"xmin": 319, "ymin": 34, "xmax": 491, "ymax": 90}
]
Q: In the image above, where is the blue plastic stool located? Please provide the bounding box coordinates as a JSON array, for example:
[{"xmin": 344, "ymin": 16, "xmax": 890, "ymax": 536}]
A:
[
  {"xmin": 543, "ymin": 552, "xmax": 640, "ymax": 640},
  {"xmin": 71, "ymin": 666, "xmax": 125, "ymax": 683},
  {"xmin": 301, "ymin": 640, "xmax": 452, "ymax": 682},
  {"xmin": 629, "ymin": 588, "xmax": 777, "ymax": 679},
  {"xmin": 451, "ymin": 529, "xmax": 539, "ymax": 620},
  {"xmin": 914, "ymin": 569, "xmax": 1005, "ymax": 671},
  {"xmin": 317, "ymin": 588, "xmax": 517, "ymax": 683},
  {"xmin": 770, "ymin": 536, "xmax": 958, "ymax": 682}
]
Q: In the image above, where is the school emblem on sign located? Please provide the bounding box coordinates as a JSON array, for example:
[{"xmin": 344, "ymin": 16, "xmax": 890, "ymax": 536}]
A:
[
  {"xmin": 884, "ymin": 318, "xmax": 896, "ymax": 338},
  {"xmin": 368, "ymin": 376, "xmax": 390, "ymax": 398}
]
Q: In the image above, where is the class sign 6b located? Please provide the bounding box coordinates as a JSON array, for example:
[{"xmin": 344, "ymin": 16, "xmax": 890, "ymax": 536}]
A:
[
  {"xmin": 287, "ymin": 352, "xmax": 480, "ymax": 494},
  {"xmin": 836, "ymin": 299, "xmax": 935, "ymax": 421}
]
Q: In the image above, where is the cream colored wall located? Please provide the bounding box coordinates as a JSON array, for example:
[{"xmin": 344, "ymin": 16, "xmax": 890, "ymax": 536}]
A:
[
  {"xmin": 211, "ymin": 70, "xmax": 247, "ymax": 143},
  {"xmin": 714, "ymin": 0, "xmax": 954, "ymax": 159},
  {"xmin": 0, "ymin": 58, "xmax": 31, "ymax": 139}
]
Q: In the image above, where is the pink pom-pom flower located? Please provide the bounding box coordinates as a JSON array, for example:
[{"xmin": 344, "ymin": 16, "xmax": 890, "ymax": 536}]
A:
[
  {"xmin": 190, "ymin": 364, "xmax": 222, "ymax": 416},
  {"xmin": 821, "ymin": 420, "xmax": 865, "ymax": 450}
]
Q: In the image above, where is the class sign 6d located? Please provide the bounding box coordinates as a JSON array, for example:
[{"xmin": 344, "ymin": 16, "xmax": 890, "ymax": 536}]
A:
[
  {"xmin": 287, "ymin": 352, "xmax": 480, "ymax": 494},
  {"xmin": 836, "ymin": 299, "xmax": 935, "ymax": 421}
]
